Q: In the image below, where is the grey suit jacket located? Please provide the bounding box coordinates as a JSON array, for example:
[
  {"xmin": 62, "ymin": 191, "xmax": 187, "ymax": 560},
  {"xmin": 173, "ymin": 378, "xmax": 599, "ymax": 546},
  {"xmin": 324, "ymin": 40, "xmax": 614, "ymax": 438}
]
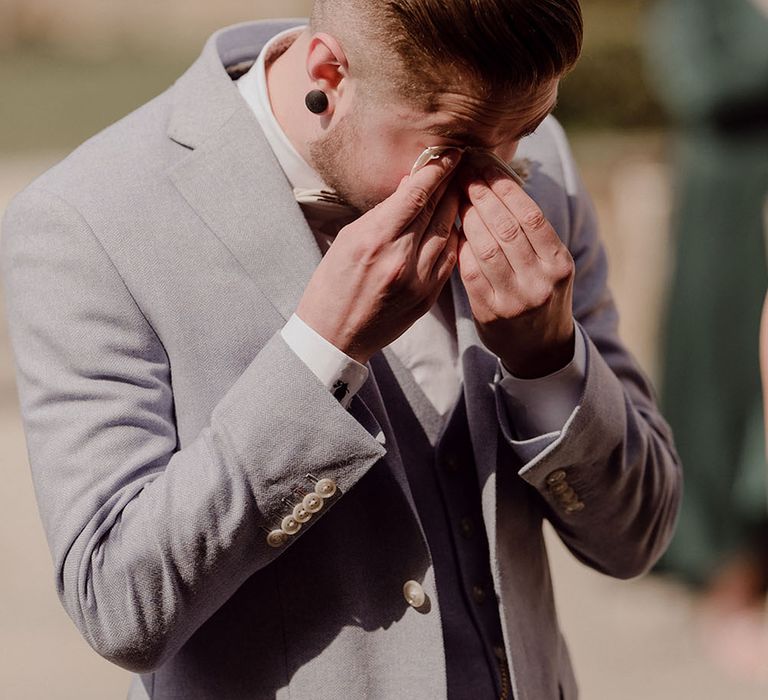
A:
[{"xmin": 0, "ymin": 19, "xmax": 682, "ymax": 700}]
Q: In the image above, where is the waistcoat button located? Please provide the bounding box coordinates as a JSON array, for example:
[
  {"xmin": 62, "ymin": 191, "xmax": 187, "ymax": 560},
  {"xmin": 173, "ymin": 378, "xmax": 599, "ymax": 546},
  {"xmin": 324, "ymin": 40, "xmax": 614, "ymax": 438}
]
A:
[
  {"xmin": 459, "ymin": 516, "xmax": 474, "ymax": 538},
  {"xmin": 444, "ymin": 454, "xmax": 460, "ymax": 473},
  {"xmin": 471, "ymin": 584, "xmax": 487, "ymax": 604}
]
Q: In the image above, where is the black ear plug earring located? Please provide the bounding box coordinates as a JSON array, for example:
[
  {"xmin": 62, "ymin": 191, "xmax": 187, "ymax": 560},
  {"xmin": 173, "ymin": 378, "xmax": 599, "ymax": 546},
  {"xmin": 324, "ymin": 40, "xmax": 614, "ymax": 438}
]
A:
[{"xmin": 305, "ymin": 89, "xmax": 329, "ymax": 114}]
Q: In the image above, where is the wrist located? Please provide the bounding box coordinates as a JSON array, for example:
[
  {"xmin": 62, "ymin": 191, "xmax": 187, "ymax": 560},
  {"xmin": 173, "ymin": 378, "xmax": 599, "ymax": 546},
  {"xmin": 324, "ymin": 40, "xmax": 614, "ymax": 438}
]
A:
[
  {"xmin": 294, "ymin": 309, "xmax": 371, "ymax": 365},
  {"xmin": 500, "ymin": 329, "xmax": 575, "ymax": 379}
]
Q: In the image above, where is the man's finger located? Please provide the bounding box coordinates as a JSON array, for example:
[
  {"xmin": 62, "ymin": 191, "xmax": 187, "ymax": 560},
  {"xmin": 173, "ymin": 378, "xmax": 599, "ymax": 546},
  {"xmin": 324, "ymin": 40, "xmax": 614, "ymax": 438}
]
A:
[
  {"xmin": 483, "ymin": 166, "xmax": 562, "ymax": 258},
  {"xmin": 374, "ymin": 148, "xmax": 463, "ymax": 239},
  {"xmin": 416, "ymin": 182, "xmax": 461, "ymax": 281},
  {"xmin": 459, "ymin": 197, "xmax": 515, "ymax": 289},
  {"xmin": 407, "ymin": 171, "xmax": 454, "ymax": 243},
  {"xmin": 456, "ymin": 234, "xmax": 493, "ymax": 311},
  {"xmin": 429, "ymin": 225, "xmax": 460, "ymax": 285},
  {"xmin": 464, "ymin": 174, "xmax": 539, "ymax": 272}
]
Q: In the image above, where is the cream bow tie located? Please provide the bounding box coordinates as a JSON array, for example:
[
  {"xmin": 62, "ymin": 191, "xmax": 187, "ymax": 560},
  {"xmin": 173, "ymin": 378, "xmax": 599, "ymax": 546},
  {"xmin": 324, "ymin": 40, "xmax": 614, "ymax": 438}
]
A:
[
  {"xmin": 293, "ymin": 188, "xmax": 359, "ymax": 220},
  {"xmin": 293, "ymin": 188, "xmax": 360, "ymax": 249}
]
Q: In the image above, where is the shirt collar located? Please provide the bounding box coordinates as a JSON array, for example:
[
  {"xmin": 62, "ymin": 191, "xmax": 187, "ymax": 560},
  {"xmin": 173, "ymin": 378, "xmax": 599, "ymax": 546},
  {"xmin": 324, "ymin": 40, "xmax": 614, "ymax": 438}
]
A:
[{"xmin": 236, "ymin": 24, "xmax": 328, "ymax": 192}]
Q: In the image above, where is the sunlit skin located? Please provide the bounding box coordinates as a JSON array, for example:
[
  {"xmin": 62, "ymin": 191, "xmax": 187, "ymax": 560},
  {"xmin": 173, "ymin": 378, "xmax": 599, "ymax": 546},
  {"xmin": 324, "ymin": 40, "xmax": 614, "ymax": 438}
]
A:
[
  {"xmin": 321, "ymin": 84, "xmax": 557, "ymax": 212},
  {"xmin": 268, "ymin": 27, "xmax": 575, "ymax": 378}
]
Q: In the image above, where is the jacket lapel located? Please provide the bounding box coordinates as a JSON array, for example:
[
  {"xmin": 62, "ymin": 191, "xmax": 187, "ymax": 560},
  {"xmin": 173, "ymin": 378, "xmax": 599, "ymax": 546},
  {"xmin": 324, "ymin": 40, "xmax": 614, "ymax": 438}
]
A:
[
  {"xmin": 165, "ymin": 20, "xmax": 323, "ymax": 324},
  {"xmin": 164, "ymin": 21, "xmax": 430, "ymax": 531},
  {"xmin": 168, "ymin": 106, "xmax": 324, "ymax": 323}
]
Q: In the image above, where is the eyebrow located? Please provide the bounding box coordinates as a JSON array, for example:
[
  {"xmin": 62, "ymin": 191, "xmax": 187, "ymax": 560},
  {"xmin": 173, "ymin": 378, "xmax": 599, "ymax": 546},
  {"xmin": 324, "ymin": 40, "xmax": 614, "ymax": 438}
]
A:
[
  {"xmin": 426, "ymin": 125, "xmax": 490, "ymax": 148},
  {"xmin": 428, "ymin": 97, "xmax": 559, "ymax": 145}
]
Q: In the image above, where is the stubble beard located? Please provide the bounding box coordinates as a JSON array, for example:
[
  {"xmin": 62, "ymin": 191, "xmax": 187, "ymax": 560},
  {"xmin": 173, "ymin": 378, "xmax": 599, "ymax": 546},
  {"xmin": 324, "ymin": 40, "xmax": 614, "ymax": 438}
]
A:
[{"xmin": 308, "ymin": 106, "xmax": 382, "ymax": 215}]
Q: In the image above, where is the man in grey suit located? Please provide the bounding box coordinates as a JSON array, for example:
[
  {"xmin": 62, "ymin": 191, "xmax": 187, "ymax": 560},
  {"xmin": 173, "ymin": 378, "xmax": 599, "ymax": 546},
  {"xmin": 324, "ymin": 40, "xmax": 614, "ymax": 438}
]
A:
[{"xmin": 0, "ymin": 1, "xmax": 681, "ymax": 698}]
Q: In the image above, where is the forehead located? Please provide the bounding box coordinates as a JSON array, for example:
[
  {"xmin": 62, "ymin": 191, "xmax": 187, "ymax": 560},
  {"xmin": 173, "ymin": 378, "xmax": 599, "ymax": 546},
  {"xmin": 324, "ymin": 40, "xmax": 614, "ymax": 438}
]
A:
[{"xmin": 392, "ymin": 79, "xmax": 560, "ymax": 147}]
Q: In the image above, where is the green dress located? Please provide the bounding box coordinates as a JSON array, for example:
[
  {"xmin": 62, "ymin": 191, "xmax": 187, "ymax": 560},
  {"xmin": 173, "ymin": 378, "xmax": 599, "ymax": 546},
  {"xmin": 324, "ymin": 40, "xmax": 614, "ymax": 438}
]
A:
[{"xmin": 644, "ymin": 0, "xmax": 768, "ymax": 587}]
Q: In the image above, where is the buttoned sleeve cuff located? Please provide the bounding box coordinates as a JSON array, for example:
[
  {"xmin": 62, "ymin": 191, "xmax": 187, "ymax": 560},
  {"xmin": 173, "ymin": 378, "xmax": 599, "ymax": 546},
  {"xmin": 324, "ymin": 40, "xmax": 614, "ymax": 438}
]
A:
[
  {"xmin": 493, "ymin": 322, "xmax": 587, "ymax": 459},
  {"xmin": 280, "ymin": 313, "xmax": 369, "ymax": 409}
]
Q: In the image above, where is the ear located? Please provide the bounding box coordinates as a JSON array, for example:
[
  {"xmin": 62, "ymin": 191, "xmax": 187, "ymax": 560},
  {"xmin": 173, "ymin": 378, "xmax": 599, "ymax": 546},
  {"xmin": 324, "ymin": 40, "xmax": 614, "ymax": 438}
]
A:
[{"xmin": 306, "ymin": 32, "xmax": 350, "ymax": 98}]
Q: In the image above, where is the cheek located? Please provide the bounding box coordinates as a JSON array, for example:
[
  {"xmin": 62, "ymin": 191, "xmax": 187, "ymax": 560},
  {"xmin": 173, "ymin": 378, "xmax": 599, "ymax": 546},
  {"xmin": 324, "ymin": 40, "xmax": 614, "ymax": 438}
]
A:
[
  {"xmin": 366, "ymin": 169, "xmax": 408, "ymax": 207},
  {"xmin": 353, "ymin": 138, "xmax": 421, "ymax": 198}
]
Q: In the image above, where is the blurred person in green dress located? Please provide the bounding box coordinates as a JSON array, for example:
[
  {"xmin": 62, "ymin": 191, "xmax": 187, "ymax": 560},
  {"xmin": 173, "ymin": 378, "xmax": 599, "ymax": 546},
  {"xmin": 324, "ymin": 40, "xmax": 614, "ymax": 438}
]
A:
[{"xmin": 645, "ymin": 0, "xmax": 768, "ymax": 679}]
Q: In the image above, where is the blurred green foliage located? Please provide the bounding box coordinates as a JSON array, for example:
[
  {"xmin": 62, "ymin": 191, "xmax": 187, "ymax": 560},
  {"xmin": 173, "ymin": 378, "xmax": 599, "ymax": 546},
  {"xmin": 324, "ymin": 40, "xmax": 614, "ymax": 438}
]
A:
[
  {"xmin": 0, "ymin": 44, "xmax": 193, "ymax": 153},
  {"xmin": 558, "ymin": 0, "xmax": 666, "ymax": 129},
  {"xmin": 0, "ymin": 0, "xmax": 665, "ymax": 154}
]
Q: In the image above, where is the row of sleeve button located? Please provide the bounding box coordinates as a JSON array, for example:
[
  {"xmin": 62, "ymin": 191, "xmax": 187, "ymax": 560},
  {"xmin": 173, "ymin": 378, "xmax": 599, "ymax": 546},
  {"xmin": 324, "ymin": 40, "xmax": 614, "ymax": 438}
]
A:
[
  {"xmin": 545, "ymin": 469, "xmax": 584, "ymax": 513},
  {"xmin": 265, "ymin": 476, "xmax": 337, "ymax": 547}
]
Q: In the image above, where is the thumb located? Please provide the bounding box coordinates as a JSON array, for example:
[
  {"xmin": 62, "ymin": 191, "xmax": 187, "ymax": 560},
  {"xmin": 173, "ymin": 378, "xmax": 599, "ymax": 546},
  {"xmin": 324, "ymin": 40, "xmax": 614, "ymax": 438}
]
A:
[{"xmin": 373, "ymin": 149, "xmax": 463, "ymax": 237}]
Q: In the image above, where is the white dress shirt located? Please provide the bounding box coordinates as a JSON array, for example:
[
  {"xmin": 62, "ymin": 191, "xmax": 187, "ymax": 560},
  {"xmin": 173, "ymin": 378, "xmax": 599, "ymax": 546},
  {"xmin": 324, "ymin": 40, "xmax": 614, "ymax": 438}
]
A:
[{"xmin": 236, "ymin": 25, "xmax": 586, "ymax": 440}]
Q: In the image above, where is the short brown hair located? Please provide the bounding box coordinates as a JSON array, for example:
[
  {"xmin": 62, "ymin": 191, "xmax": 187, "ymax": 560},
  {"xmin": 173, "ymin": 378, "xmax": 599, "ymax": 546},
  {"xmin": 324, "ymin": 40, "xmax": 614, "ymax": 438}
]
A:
[{"xmin": 311, "ymin": 0, "xmax": 583, "ymax": 105}]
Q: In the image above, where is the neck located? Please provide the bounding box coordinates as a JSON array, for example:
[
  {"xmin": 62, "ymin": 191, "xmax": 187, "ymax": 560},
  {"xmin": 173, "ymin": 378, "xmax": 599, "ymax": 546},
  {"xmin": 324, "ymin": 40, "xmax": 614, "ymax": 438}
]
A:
[{"xmin": 265, "ymin": 29, "xmax": 317, "ymax": 169}]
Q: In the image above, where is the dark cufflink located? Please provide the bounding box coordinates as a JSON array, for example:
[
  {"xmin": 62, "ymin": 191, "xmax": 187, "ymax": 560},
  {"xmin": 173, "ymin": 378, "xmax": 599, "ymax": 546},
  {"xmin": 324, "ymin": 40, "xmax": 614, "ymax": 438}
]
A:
[{"xmin": 332, "ymin": 379, "xmax": 349, "ymax": 403}]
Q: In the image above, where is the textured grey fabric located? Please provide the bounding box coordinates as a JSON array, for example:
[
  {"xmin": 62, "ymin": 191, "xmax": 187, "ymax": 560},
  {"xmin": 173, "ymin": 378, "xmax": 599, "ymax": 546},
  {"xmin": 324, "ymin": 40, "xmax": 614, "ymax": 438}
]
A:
[{"xmin": 0, "ymin": 19, "xmax": 682, "ymax": 700}]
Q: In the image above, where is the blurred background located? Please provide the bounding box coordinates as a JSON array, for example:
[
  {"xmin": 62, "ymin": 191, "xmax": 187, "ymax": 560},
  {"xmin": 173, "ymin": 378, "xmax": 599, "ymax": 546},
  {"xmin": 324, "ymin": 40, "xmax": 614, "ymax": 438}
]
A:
[{"xmin": 1, "ymin": 1, "xmax": 766, "ymax": 697}]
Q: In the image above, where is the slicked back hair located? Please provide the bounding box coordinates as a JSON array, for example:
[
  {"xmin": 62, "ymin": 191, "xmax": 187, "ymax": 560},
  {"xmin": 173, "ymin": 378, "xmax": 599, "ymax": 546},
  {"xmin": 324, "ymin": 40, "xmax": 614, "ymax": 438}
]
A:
[{"xmin": 310, "ymin": 0, "xmax": 583, "ymax": 106}]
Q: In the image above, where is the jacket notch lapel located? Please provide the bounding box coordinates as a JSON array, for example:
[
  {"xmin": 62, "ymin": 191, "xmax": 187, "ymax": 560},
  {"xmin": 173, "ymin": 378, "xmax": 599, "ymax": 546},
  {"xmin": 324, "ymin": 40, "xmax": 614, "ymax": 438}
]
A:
[{"xmin": 167, "ymin": 103, "xmax": 323, "ymax": 325}]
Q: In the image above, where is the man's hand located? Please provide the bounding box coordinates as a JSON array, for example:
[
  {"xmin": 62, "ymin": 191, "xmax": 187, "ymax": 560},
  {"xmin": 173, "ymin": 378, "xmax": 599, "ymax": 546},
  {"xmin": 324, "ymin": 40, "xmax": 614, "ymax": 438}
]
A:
[
  {"xmin": 295, "ymin": 149, "xmax": 463, "ymax": 365},
  {"xmin": 747, "ymin": 0, "xmax": 768, "ymax": 18},
  {"xmin": 457, "ymin": 164, "xmax": 576, "ymax": 379}
]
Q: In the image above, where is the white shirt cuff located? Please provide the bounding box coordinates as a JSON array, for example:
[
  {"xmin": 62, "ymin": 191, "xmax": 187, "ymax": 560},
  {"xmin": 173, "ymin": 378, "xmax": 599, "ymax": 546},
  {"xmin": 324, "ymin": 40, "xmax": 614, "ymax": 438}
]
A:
[
  {"xmin": 280, "ymin": 313, "xmax": 369, "ymax": 409},
  {"xmin": 494, "ymin": 323, "xmax": 587, "ymax": 440}
]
